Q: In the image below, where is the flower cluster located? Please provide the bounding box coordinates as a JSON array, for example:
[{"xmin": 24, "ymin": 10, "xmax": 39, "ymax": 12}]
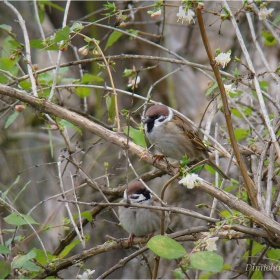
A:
[
  {"xmin": 127, "ymin": 76, "xmax": 141, "ymax": 88},
  {"xmin": 215, "ymin": 52, "xmax": 231, "ymax": 68},
  {"xmin": 178, "ymin": 173, "xmax": 201, "ymax": 189},
  {"xmin": 77, "ymin": 269, "xmax": 95, "ymax": 279},
  {"xmin": 224, "ymin": 84, "xmax": 237, "ymax": 94},
  {"xmin": 205, "ymin": 237, "xmax": 219, "ymax": 251},
  {"xmin": 259, "ymin": 6, "xmax": 274, "ymax": 20},
  {"xmin": 176, "ymin": 6, "xmax": 195, "ymax": 24}
]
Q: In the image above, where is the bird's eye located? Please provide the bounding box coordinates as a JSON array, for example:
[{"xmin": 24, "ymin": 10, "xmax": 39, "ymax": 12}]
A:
[
  {"xmin": 130, "ymin": 195, "xmax": 139, "ymax": 200},
  {"xmin": 157, "ymin": 115, "xmax": 166, "ymax": 122}
]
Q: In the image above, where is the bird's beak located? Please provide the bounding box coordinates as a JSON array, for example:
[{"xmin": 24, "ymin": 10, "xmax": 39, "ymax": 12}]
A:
[{"xmin": 144, "ymin": 116, "xmax": 151, "ymax": 124}]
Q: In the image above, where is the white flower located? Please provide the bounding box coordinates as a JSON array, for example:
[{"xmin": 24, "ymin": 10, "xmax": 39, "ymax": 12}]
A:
[
  {"xmin": 215, "ymin": 52, "xmax": 231, "ymax": 68},
  {"xmin": 178, "ymin": 173, "xmax": 201, "ymax": 189},
  {"xmin": 205, "ymin": 237, "xmax": 219, "ymax": 251},
  {"xmin": 127, "ymin": 76, "xmax": 140, "ymax": 88},
  {"xmin": 177, "ymin": 6, "xmax": 195, "ymax": 24},
  {"xmin": 177, "ymin": 6, "xmax": 186, "ymax": 22},
  {"xmin": 185, "ymin": 9, "xmax": 195, "ymax": 24},
  {"xmin": 224, "ymin": 84, "xmax": 236, "ymax": 94},
  {"xmin": 77, "ymin": 269, "xmax": 95, "ymax": 279},
  {"xmin": 151, "ymin": 9, "xmax": 161, "ymax": 19},
  {"xmin": 259, "ymin": 7, "xmax": 274, "ymax": 20}
]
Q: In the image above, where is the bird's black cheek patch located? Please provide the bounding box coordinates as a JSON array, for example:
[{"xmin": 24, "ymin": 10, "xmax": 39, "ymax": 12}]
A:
[
  {"xmin": 146, "ymin": 121, "xmax": 154, "ymax": 133},
  {"xmin": 142, "ymin": 190, "xmax": 151, "ymax": 200}
]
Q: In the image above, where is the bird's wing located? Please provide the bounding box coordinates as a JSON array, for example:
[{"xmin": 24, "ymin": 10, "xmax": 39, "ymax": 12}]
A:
[{"xmin": 173, "ymin": 114, "xmax": 210, "ymax": 153}]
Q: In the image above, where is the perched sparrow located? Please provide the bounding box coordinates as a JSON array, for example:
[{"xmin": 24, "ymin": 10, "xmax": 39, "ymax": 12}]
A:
[
  {"xmin": 144, "ymin": 104, "xmax": 229, "ymax": 179},
  {"xmin": 118, "ymin": 181, "xmax": 170, "ymax": 244}
]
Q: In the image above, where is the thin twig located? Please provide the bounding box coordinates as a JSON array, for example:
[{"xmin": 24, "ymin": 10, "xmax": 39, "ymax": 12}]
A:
[
  {"xmin": 97, "ymin": 246, "xmax": 149, "ymax": 279},
  {"xmin": 69, "ymin": 171, "xmax": 85, "ymax": 249},
  {"xmin": 60, "ymin": 199, "xmax": 219, "ymax": 223}
]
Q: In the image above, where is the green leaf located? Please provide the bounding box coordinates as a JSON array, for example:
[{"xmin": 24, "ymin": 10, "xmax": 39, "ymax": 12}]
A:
[
  {"xmin": 243, "ymin": 107, "xmax": 252, "ymax": 117},
  {"xmin": 231, "ymin": 108, "xmax": 242, "ymax": 118},
  {"xmin": 1, "ymin": 175, "xmax": 20, "ymax": 200},
  {"xmin": 33, "ymin": 248, "xmax": 57, "ymax": 265},
  {"xmin": 234, "ymin": 128, "xmax": 249, "ymax": 141},
  {"xmin": 220, "ymin": 209, "xmax": 239, "ymax": 218},
  {"xmin": 12, "ymin": 250, "xmax": 36, "ymax": 269},
  {"xmin": 273, "ymin": 14, "xmax": 280, "ymax": 24},
  {"xmin": 204, "ymin": 164, "xmax": 215, "ymax": 175},
  {"xmin": 0, "ymin": 261, "xmax": 11, "ymax": 279},
  {"xmin": 259, "ymin": 81, "xmax": 269, "ymax": 92},
  {"xmin": 38, "ymin": 2, "xmax": 45, "ymax": 23},
  {"xmin": 127, "ymin": 29, "xmax": 139, "ymax": 39},
  {"xmin": 81, "ymin": 73, "xmax": 104, "ymax": 84},
  {"xmin": 1, "ymin": 35, "xmax": 21, "ymax": 56},
  {"xmin": 75, "ymin": 87, "xmax": 90, "ymax": 98},
  {"xmin": 199, "ymin": 272, "xmax": 214, "ymax": 279},
  {"xmin": 73, "ymin": 211, "xmax": 93, "ymax": 222},
  {"xmin": 262, "ymin": 31, "xmax": 277, "ymax": 46},
  {"xmin": 106, "ymin": 94, "xmax": 116, "ymax": 122},
  {"xmin": 59, "ymin": 239, "xmax": 80, "ymax": 258},
  {"xmin": 105, "ymin": 30, "xmax": 122, "ymax": 50},
  {"xmin": 5, "ymin": 111, "xmax": 19, "ymax": 129},
  {"xmin": 19, "ymin": 80, "xmax": 31, "ymax": 91},
  {"xmin": 251, "ymin": 270, "xmax": 263, "ymax": 279},
  {"xmin": 54, "ymin": 26, "xmax": 70, "ymax": 43},
  {"xmin": 190, "ymin": 251, "xmax": 223, "ymax": 272},
  {"xmin": 70, "ymin": 22, "xmax": 84, "ymax": 32},
  {"xmin": 30, "ymin": 39, "xmax": 58, "ymax": 50},
  {"xmin": 231, "ymin": 67, "xmax": 239, "ymax": 78},
  {"xmin": 123, "ymin": 126, "xmax": 147, "ymax": 148},
  {"xmin": 13, "ymin": 180, "xmax": 31, "ymax": 205},
  {"xmin": 0, "ymin": 245, "xmax": 10, "ymax": 254},
  {"xmin": 22, "ymin": 260, "xmax": 41, "ymax": 272},
  {"xmin": 222, "ymin": 263, "xmax": 231, "ymax": 270},
  {"xmin": 205, "ymin": 82, "xmax": 218, "ymax": 96},
  {"xmin": 0, "ymin": 24, "xmax": 12, "ymax": 33},
  {"xmin": 147, "ymin": 235, "xmax": 186, "ymax": 259},
  {"xmin": 41, "ymin": 0, "xmax": 65, "ymax": 12},
  {"xmin": 191, "ymin": 164, "xmax": 203, "ymax": 174},
  {"xmin": 60, "ymin": 120, "xmax": 82, "ymax": 134},
  {"xmin": 173, "ymin": 266, "xmax": 188, "ymax": 279},
  {"xmin": 81, "ymin": 211, "xmax": 93, "ymax": 222},
  {"xmin": 0, "ymin": 57, "xmax": 18, "ymax": 83},
  {"xmin": 267, "ymin": 248, "xmax": 280, "ymax": 260},
  {"xmin": 8, "ymin": 39, "xmax": 22, "ymax": 47},
  {"xmin": 0, "ymin": 56, "xmax": 16, "ymax": 68},
  {"xmin": 4, "ymin": 212, "xmax": 39, "ymax": 226},
  {"xmin": 104, "ymin": 1, "xmax": 117, "ymax": 12}
]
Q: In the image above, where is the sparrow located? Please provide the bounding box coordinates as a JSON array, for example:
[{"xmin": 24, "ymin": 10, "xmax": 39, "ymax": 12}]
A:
[
  {"xmin": 144, "ymin": 104, "xmax": 229, "ymax": 179},
  {"xmin": 118, "ymin": 181, "xmax": 170, "ymax": 244}
]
